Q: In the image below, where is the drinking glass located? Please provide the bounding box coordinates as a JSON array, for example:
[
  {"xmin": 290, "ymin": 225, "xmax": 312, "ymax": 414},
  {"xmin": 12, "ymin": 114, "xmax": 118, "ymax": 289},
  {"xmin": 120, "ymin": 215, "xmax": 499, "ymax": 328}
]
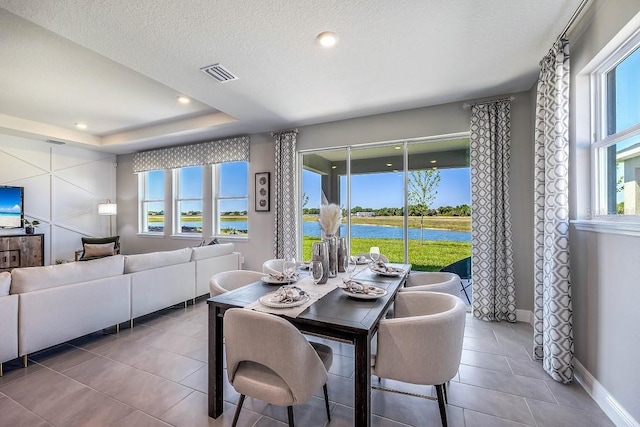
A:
[
  {"xmin": 283, "ymin": 257, "xmax": 297, "ymax": 280},
  {"xmin": 369, "ymin": 246, "xmax": 380, "ymax": 263},
  {"xmin": 345, "ymin": 256, "xmax": 357, "ymax": 279},
  {"xmin": 311, "ymin": 260, "xmax": 324, "ymax": 285}
]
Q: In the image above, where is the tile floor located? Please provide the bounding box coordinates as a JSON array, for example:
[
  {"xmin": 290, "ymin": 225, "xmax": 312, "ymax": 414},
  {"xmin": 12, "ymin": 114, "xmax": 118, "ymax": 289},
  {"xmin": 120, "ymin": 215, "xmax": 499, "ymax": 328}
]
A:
[{"xmin": 0, "ymin": 298, "xmax": 614, "ymax": 427}]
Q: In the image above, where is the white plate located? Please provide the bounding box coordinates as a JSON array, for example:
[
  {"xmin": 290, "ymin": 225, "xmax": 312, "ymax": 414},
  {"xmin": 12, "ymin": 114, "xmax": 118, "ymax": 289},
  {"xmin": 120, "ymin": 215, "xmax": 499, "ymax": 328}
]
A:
[
  {"xmin": 261, "ymin": 275, "xmax": 298, "ymax": 285},
  {"xmin": 341, "ymin": 286, "xmax": 388, "ymax": 300},
  {"xmin": 369, "ymin": 267, "xmax": 404, "ymax": 277},
  {"xmin": 259, "ymin": 294, "xmax": 310, "ymax": 308}
]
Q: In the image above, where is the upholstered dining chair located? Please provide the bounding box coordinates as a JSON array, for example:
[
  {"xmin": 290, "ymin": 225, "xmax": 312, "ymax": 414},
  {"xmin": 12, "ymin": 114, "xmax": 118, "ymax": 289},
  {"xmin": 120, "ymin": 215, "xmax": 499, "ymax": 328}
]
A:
[
  {"xmin": 400, "ymin": 271, "xmax": 461, "ymax": 297},
  {"xmin": 224, "ymin": 308, "xmax": 333, "ymax": 427},
  {"xmin": 209, "ymin": 270, "xmax": 264, "ymax": 297},
  {"xmin": 262, "ymin": 258, "xmax": 285, "ymax": 275},
  {"xmin": 372, "ymin": 291, "xmax": 466, "ymax": 427}
]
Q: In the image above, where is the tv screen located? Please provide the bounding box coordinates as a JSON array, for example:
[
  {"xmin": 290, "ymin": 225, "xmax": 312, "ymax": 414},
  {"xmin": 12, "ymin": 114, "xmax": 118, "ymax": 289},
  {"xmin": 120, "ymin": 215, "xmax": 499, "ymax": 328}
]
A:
[{"xmin": 0, "ymin": 186, "xmax": 24, "ymax": 229}]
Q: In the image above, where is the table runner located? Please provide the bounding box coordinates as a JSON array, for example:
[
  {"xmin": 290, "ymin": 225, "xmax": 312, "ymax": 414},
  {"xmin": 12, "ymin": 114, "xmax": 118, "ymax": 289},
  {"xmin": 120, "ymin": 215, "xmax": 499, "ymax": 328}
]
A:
[{"xmin": 244, "ymin": 275, "xmax": 337, "ymax": 317}]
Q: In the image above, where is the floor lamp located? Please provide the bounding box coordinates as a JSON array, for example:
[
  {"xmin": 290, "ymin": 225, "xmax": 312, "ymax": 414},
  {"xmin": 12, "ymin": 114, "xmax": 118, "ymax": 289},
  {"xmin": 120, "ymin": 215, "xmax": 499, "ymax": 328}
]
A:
[{"xmin": 98, "ymin": 200, "xmax": 117, "ymax": 236}]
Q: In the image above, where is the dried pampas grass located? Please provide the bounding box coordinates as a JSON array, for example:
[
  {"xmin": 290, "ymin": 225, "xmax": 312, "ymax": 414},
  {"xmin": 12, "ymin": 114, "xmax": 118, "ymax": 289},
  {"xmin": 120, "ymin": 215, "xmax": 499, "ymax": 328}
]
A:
[{"xmin": 318, "ymin": 203, "xmax": 342, "ymax": 235}]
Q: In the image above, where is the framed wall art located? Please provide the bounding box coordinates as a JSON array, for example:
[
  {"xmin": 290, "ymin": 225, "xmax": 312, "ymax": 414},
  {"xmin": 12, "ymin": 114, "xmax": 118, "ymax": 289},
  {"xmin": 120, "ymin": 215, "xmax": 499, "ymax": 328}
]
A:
[{"xmin": 255, "ymin": 172, "xmax": 270, "ymax": 212}]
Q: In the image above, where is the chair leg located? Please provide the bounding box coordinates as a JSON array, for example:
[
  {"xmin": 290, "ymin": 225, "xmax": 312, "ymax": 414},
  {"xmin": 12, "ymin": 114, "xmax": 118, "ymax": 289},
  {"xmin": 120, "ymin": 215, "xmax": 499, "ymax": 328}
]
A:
[
  {"xmin": 231, "ymin": 394, "xmax": 246, "ymax": 427},
  {"xmin": 461, "ymin": 280, "xmax": 471, "ymax": 304},
  {"xmin": 287, "ymin": 406, "xmax": 294, "ymax": 427},
  {"xmin": 443, "ymin": 382, "xmax": 448, "ymax": 403},
  {"xmin": 435, "ymin": 384, "xmax": 448, "ymax": 427},
  {"xmin": 323, "ymin": 383, "xmax": 331, "ymax": 421}
]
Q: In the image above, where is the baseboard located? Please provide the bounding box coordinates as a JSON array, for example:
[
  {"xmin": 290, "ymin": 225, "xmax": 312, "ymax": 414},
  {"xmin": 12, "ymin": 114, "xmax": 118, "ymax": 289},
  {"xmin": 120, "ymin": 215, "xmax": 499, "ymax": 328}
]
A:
[
  {"xmin": 574, "ymin": 358, "xmax": 639, "ymax": 427},
  {"xmin": 515, "ymin": 309, "xmax": 533, "ymax": 325}
]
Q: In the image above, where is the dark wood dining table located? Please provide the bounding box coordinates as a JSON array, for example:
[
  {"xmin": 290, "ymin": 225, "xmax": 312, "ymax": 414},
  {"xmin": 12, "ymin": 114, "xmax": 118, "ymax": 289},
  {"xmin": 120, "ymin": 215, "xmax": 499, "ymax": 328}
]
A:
[{"xmin": 207, "ymin": 264, "xmax": 410, "ymax": 427}]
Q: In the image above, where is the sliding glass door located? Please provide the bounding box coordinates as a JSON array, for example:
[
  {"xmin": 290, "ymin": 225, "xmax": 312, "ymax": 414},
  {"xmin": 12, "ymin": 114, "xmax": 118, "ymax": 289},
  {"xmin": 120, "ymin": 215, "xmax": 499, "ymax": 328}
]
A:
[{"xmin": 299, "ymin": 136, "xmax": 471, "ymax": 273}]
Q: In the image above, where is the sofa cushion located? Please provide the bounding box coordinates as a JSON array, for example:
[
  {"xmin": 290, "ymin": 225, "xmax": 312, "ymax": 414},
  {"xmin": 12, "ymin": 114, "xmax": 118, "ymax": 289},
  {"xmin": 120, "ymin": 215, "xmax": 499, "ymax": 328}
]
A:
[
  {"xmin": 10, "ymin": 255, "xmax": 125, "ymax": 294},
  {"xmin": 0, "ymin": 271, "xmax": 10, "ymax": 296},
  {"xmin": 191, "ymin": 243, "xmax": 234, "ymax": 261},
  {"xmin": 83, "ymin": 243, "xmax": 116, "ymax": 258},
  {"xmin": 124, "ymin": 247, "xmax": 192, "ymax": 273}
]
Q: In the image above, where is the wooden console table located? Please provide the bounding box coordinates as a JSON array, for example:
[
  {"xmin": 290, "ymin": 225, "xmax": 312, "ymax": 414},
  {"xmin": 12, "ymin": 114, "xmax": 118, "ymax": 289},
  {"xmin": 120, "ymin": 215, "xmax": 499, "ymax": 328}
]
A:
[{"xmin": 0, "ymin": 234, "xmax": 44, "ymax": 271}]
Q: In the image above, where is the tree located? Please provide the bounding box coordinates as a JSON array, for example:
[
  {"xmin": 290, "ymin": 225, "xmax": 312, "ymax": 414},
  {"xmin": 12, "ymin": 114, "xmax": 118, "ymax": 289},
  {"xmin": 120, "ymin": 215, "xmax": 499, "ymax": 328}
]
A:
[{"xmin": 408, "ymin": 169, "xmax": 441, "ymax": 244}]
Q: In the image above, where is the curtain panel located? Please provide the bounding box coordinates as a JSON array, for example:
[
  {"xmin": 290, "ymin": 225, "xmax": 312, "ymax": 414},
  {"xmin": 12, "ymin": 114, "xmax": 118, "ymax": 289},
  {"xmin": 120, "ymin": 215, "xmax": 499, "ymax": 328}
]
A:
[
  {"xmin": 533, "ymin": 38, "xmax": 574, "ymax": 383},
  {"xmin": 470, "ymin": 99, "xmax": 517, "ymax": 322},
  {"xmin": 273, "ymin": 130, "xmax": 298, "ymax": 260},
  {"xmin": 132, "ymin": 136, "xmax": 250, "ymax": 172}
]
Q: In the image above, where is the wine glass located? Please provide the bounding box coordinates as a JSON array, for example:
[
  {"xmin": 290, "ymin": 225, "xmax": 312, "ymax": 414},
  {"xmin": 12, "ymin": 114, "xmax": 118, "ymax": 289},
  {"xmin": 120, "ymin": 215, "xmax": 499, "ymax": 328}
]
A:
[
  {"xmin": 311, "ymin": 260, "xmax": 324, "ymax": 285},
  {"xmin": 282, "ymin": 257, "xmax": 297, "ymax": 281},
  {"xmin": 369, "ymin": 247, "xmax": 380, "ymax": 264},
  {"xmin": 345, "ymin": 256, "xmax": 357, "ymax": 279}
]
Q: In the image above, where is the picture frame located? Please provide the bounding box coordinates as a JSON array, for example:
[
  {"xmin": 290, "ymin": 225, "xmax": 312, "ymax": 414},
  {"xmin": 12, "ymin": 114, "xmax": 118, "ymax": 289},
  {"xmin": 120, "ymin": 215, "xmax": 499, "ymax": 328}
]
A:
[{"xmin": 255, "ymin": 172, "xmax": 270, "ymax": 212}]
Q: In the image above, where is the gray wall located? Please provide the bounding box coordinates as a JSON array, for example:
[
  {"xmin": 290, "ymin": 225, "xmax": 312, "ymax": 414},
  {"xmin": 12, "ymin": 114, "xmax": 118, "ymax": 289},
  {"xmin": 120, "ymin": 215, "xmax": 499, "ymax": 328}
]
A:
[
  {"xmin": 569, "ymin": 0, "xmax": 640, "ymax": 422},
  {"xmin": 116, "ymin": 91, "xmax": 535, "ymax": 311}
]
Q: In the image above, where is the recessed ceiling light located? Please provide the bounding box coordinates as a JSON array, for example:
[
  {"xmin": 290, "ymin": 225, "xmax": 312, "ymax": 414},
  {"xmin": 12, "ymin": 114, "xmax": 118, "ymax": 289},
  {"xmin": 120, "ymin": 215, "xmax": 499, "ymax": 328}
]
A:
[
  {"xmin": 432, "ymin": 166, "xmax": 438, "ymax": 170},
  {"xmin": 316, "ymin": 31, "xmax": 338, "ymax": 48},
  {"xmin": 75, "ymin": 123, "xmax": 87, "ymax": 130},
  {"xmin": 386, "ymin": 163, "xmax": 392, "ymax": 167},
  {"xmin": 430, "ymin": 160, "xmax": 437, "ymax": 164},
  {"xmin": 394, "ymin": 146, "xmax": 401, "ymax": 150},
  {"xmin": 177, "ymin": 95, "xmax": 191, "ymax": 104},
  {"xmin": 331, "ymin": 165, "xmax": 337, "ymax": 169}
]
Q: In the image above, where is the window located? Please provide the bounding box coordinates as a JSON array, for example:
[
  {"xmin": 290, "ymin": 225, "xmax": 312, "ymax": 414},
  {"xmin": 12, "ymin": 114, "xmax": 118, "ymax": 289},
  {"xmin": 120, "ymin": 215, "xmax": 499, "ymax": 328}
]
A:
[
  {"xmin": 173, "ymin": 166, "xmax": 203, "ymax": 235},
  {"xmin": 139, "ymin": 170, "xmax": 165, "ymax": 233},
  {"xmin": 592, "ymin": 33, "xmax": 640, "ymax": 218},
  {"xmin": 213, "ymin": 161, "xmax": 248, "ymax": 237}
]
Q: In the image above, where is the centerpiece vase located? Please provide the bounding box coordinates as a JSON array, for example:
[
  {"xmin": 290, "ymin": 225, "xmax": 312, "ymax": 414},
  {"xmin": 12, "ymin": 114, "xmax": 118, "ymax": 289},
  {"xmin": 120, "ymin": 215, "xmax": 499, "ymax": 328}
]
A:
[
  {"xmin": 311, "ymin": 241, "xmax": 329, "ymax": 284},
  {"xmin": 337, "ymin": 237, "xmax": 347, "ymax": 273},
  {"xmin": 324, "ymin": 234, "xmax": 338, "ymax": 278}
]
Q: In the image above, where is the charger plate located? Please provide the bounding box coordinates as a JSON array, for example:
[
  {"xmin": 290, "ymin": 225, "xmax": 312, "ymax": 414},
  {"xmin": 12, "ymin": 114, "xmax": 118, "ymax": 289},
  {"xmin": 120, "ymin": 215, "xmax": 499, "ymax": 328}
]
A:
[{"xmin": 259, "ymin": 294, "xmax": 310, "ymax": 308}]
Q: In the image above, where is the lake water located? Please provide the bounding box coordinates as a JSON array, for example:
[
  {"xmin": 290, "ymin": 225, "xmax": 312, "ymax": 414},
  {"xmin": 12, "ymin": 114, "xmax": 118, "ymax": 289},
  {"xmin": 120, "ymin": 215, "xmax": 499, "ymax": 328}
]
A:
[{"xmin": 214, "ymin": 220, "xmax": 471, "ymax": 242}]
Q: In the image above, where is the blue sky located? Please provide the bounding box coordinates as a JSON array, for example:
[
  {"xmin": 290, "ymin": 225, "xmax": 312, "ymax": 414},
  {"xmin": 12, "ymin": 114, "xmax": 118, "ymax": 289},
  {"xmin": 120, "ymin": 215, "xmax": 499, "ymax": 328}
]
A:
[
  {"xmin": 303, "ymin": 167, "xmax": 470, "ymax": 210},
  {"xmin": 0, "ymin": 186, "xmax": 22, "ymax": 213}
]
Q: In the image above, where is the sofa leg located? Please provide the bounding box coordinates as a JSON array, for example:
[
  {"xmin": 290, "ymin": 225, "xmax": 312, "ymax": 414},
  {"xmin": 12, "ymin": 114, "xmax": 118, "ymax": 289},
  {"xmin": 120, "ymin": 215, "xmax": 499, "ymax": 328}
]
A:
[
  {"xmin": 22, "ymin": 355, "xmax": 28, "ymax": 368},
  {"xmin": 184, "ymin": 301, "xmax": 187, "ymax": 308},
  {"xmin": 116, "ymin": 323, "xmax": 120, "ymax": 333},
  {"xmin": 130, "ymin": 319, "xmax": 134, "ymax": 329},
  {"xmin": 0, "ymin": 362, "xmax": 3, "ymax": 377}
]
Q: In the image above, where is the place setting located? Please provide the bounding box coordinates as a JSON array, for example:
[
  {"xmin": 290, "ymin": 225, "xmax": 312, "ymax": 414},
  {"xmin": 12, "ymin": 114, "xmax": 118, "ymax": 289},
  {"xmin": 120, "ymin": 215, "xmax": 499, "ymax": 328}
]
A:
[
  {"xmin": 261, "ymin": 258, "xmax": 299, "ymax": 284},
  {"xmin": 337, "ymin": 255, "xmax": 388, "ymax": 300}
]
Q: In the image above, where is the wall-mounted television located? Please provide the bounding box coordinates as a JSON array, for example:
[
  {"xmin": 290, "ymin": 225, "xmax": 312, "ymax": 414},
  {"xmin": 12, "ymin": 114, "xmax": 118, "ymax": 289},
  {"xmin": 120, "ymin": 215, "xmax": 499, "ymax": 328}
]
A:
[{"xmin": 0, "ymin": 186, "xmax": 24, "ymax": 229}]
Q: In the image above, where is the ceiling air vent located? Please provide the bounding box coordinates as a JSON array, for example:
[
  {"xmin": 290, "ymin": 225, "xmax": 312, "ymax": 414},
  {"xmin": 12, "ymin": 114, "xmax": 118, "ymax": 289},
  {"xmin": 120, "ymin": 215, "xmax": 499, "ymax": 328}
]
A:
[
  {"xmin": 45, "ymin": 139, "xmax": 66, "ymax": 145},
  {"xmin": 200, "ymin": 63, "xmax": 238, "ymax": 83}
]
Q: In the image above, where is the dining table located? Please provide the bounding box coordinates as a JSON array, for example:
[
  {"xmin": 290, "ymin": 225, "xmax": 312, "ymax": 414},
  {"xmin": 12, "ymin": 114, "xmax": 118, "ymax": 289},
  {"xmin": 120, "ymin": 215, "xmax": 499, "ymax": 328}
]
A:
[{"xmin": 207, "ymin": 262, "xmax": 411, "ymax": 427}]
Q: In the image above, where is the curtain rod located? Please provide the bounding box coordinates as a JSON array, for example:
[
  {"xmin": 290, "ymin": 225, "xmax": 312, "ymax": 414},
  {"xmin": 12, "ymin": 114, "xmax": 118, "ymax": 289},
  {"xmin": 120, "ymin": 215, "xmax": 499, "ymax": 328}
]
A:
[
  {"xmin": 462, "ymin": 96, "xmax": 515, "ymax": 110},
  {"xmin": 557, "ymin": 0, "xmax": 591, "ymax": 43}
]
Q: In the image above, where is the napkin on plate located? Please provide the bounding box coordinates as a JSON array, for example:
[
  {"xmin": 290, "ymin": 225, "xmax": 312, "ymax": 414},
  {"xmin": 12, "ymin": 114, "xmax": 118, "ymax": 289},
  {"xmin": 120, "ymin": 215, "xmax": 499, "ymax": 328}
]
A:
[
  {"xmin": 269, "ymin": 272, "xmax": 299, "ymax": 281},
  {"xmin": 370, "ymin": 262, "xmax": 404, "ymax": 274},
  {"xmin": 270, "ymin": 285, "xmax": 306, "ymax": 303},
  {"xmin": 341, "ymin": 279, "xmax": 385, "ymax": 295}
]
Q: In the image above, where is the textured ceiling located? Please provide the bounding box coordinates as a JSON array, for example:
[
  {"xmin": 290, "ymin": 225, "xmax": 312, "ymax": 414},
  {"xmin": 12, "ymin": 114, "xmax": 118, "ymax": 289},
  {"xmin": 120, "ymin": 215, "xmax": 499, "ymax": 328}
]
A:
[{"xmin": 0, "ymin": 1, "xmax": 582, "ymax": 154}]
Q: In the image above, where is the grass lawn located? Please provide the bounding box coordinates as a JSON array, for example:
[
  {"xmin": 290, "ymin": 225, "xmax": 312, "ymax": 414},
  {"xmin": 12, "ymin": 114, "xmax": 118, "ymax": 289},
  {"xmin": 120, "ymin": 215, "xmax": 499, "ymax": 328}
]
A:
[
  {"xmin": 303, "ymin": 214, "xmax": 471, "ymax": 231},
  {"xmin": 302, "ymin": 236, "xmax": 470, "ymax": 272}
]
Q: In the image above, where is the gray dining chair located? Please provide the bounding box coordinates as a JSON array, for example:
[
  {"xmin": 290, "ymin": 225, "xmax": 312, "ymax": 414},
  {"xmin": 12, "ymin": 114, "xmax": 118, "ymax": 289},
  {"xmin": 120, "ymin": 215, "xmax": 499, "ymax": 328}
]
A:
[
  {"xmin": 209, "ymin": 270, "xmax": 264, "ymax": 297},
  {"xmin": 401, "ymin": 271, "xmax": 461, "ymax": 297},
  {"xmin": 372, "ymin": 291, "xmax": 466, "ymax": 427},
  {"xmin": 262, "ymin": 258, "xmax": 285, "ymax": 275},
  {"xmin": 224, "ymin": 308, "xmax": 333, "ymax": 427}
]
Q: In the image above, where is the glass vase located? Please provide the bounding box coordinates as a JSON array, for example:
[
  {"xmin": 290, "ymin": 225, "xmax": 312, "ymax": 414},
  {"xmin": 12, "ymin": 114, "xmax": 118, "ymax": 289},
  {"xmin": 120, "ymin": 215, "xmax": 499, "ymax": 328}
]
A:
[
  {"xmin": 311, "ymin": 241, "xmax": 329, "ymax": 284},
  {"xmin": 324, "ymin": 234, "xmax": 338, "ymax": 278}
]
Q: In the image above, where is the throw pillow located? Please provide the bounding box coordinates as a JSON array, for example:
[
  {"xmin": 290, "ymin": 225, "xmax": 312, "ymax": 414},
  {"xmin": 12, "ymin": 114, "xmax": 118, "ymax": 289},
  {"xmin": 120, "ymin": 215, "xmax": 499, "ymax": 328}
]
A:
[{"xmin": 83, "ymin": 243, "xmax": 116, "ymax": 258}]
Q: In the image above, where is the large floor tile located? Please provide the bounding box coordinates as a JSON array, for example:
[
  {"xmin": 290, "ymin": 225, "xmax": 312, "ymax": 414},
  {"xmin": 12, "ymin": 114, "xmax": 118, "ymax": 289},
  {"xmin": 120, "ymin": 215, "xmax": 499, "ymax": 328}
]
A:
[
  {"xmin": 1, "ymin": 367, "xmax": 134, "ymax": 426},
  {"xmin": 180, "ymin": 364, "xmax": 208, "ymax": 393},
  {"xmin": 91, "ymin": 338, "xmax": 205, "ymax": 382},
  {"xmin": 543, "ymin": 377, "xmax": 608, "ymax": 414},
  {"xmin": 463, "ymin": 409, "xmax": 532, "ymax": 427},
  {"xmin": 0, "ymin": 358, "xmax": 45, "ymax": 387},
  {"xmin": 30, "ymin": 343, "xmax": 100, "ymax": 373},
  {"xmin": 447, "ymin": 381, "xmax": 535, "ymax": 425},
  {"xmin": 0, "ymin": 395, "xmax": 51, "ymax": 427},
  {"xmin": 460, "ymin": 348, "xmax": 512, "ymax": 373},
  {"xmin": 505, "ymin": 356, "xmax": 550, "ymax": 380},
  {"xmin": 160, "ymin": 391, "xmax": 260, "ymax": 427},
  {"xmin": 328, "ymin": 353, "xmax": 355, "ymax": 378},
  {"xmin": 115, "ymin": 410, "xmax": 173, "ymax": 427},
  {"xmin": 457, "ymin": 364, "xmax": 555, "ymax": 403},
  {"xmin": 527, "ymin": 398, "xmax": 615, "ymax": 427},
  {"xmin": 64, "ymin": 355, "xmax": 193, "ymax": 417},
  {"xmin": 136, "ymin": 330, "xmax": 208, "ymax": 362},
  {"xmin": 463, "ymin": 336, "xmax": 531, "ymax": 360},
  {"xmin": 329, "ymin": 403, "xmax": 412, "ymax": 426},
  {"xmin": 371, "ymin": 388, "xmax": 465, "ymax": 427}
]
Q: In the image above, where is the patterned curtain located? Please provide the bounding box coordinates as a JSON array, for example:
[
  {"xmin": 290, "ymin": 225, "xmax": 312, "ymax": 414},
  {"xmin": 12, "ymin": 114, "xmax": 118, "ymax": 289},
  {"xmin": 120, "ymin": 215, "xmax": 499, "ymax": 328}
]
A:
[
  {"xmin": 533, "ymin": 39, "xmax": 573, "ymax": 383},
  {"xmin": 273, "ymin": 130, "xmax": 298, "ymax": 260},
  {"xmin": 133, "ymin": 136, "xmax": 249, "ymax": 172},
  {"xmin": 470, "ymin": 99, "xmax": 517, "ymax": 322}
]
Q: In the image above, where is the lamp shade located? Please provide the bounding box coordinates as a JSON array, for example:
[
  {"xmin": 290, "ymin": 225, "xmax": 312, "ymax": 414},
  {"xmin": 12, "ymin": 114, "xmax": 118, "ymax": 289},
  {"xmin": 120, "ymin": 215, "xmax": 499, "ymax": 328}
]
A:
[{"xmin": 98, "ymin": 202, "xmax": 117, "ymax": 216}]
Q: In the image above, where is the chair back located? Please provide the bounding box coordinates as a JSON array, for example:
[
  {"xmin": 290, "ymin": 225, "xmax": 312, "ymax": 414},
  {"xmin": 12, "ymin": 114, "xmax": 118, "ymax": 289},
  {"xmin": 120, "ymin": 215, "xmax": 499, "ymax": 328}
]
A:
[
  {"xmin": 209, "ymin": 270, "xmax": 263, "ymax": 297},
  {"xmin": 440, "ymin": 256, "xmax": 471, "ymax": 280},
  {"xmin": 262, "ymin": 258, "xmax": 285, "ymax": 275},
  {"xmin": 224, "ymin": 308, "xmax": 328, "ymax": 404},
  {"xmin": 374, "ymin": 291, "xmax": 466, "ymax": 386},
  {"xmin": 402, "ymin": 271, "xmax": 461, "ymax": 296}
]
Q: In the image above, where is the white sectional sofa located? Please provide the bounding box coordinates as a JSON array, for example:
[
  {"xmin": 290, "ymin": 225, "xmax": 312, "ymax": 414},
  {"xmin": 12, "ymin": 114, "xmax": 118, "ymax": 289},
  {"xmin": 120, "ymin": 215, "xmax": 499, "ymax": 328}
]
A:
[{"xmin": 0, "ymin": 243, "xmax": 241, "ymax": 375}]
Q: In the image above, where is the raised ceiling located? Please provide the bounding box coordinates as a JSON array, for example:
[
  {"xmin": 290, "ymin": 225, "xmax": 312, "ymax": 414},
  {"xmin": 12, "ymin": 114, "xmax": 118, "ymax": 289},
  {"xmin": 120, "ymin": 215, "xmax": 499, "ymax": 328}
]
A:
[{"xmin": 0, "ymin": 1, "xmax": 582, "ymax": 154}]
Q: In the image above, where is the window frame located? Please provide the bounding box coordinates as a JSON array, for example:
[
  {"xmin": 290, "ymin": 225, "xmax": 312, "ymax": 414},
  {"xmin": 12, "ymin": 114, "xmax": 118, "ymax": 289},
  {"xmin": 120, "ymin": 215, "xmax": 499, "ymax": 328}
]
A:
[
  {"xmin": 212, "ymin": 161, "xmax": 249, "ymax": 239},
  {"xmin": 590, "ymin": 27, "xmax": 640, "ymax": 221},
  {"xmin": 138, "ymin": 169, "xmax": 165, "ymax": 236},
  {"xmin": 172, "ymin": 166, "xmax": 204, "ymax": 238}
]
